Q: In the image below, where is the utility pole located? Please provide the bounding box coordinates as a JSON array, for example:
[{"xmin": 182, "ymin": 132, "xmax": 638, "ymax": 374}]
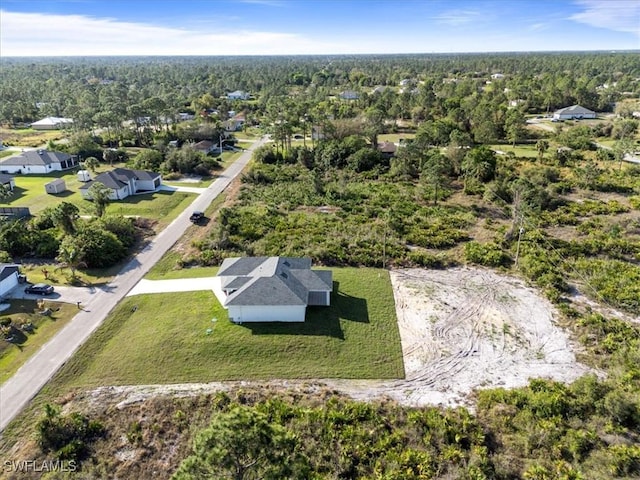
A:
[{"xmin": 514, "ymin": 215, "xmax": 525, "ymax": 266}]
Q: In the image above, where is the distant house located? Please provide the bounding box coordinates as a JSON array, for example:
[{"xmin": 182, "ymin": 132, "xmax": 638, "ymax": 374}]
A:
[
  {"xmin": 491, "ymin": 73, "xmax": 505, "ymax": 80},
  {"xmin": 227, "ymin": 90, "xmax": 250, "ymax": 100},
  {"xmin": 339, "ymin": 90, "xmax": 359, "ymax": 100},
  {"xmin": 193, "ymin": 140, "xmax": 219, "ymax": 155},
  {"xmin": 44, "ymin": 178, "xmax": 66, "ymax": 194},
  {"xmin": 30, "ymin": 117, "xmax": 73, "ymax": 130},
  {"xmin": 217, "ymin": 257, "xmax": 333, "ymax": 323},
  {"xmin": 0, "ymin": 150, "xmax": 77, "ymax": 174},
  {"xmin": 0, "ymin": 174, "xmax": 15, "ymax": 192},
  {"xmin": 553, "ymin": 105, "xmax": 596, "ymax": 120},
  {"xmin": 79, "ymin": 168, "xmax": 162, "ymax": 200},
  {"xmin": 0, "ymin": 264, "xmax": 20, "ymax": 299},
  {"xmin": 377, "ymin": 141, "xmax": 398, "ymax": 158},
  {"xmin": 224, "ymin": 112, "xmax": 246, "ymax": 132},
  {"xmin": 177, "ymin": 112, "xmax": 195, "ymax": 121}
]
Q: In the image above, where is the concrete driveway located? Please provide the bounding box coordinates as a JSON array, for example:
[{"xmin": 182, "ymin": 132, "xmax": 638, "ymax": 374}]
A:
[
  {"xmin": 127, "ymin": 277, "xmax": 226, "ymax": 305},
  {"xmin": 6, "ymin": 284, "xmax": 100, "ymax": 305}
]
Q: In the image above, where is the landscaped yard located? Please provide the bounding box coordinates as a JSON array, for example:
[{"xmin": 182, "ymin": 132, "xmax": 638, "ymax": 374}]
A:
[
  {"xmin": 47, "ymin": 267, "xmax": 404, "ymax": 390},
  {"xmin": 0, "ymin": 300, "xmax": 78, "ymax": 384},
  {"xmin": 0, "ymin": 167, "xmax": 195, "ymax": 223}
]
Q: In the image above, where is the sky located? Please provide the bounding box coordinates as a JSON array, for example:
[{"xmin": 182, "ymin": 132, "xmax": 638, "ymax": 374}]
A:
[{"xmin": 0, "ymin": 0, "xmax": 638, "ymax": 56}]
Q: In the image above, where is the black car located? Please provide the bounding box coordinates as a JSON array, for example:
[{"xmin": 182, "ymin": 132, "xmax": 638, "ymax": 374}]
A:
[
  {"xmin": 190, "ymin": 211, "xmax": 205, "ymax": 224},
  {"xmin": 25, "ymin": 283, "xmax": 55, "ymax": 295}
]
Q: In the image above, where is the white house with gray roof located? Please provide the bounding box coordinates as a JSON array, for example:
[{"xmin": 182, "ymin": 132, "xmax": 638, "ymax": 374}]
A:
[
  {"xmin": 79, "ymin": 167, "xmax": 162, "ymax": 200},
  {"xmin": 0, "ymin": 150, "xmax": 78, "ymax": 174},
  {"xmin": 553, "ymin": 105, "xmax": 596, "ymax": 120},
  {"xmin": 217, "ymin": 257, "xmax": 333, "ymax": 323},
  {"xmin": 0, "ymin": 264, "xmax": 20, "ymax": 299}
]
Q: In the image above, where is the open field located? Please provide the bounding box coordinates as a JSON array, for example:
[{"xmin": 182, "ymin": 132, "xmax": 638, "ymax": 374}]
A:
[
  {"xmin": 489, "ymin": 143, "xmax": 540, "ymax": 158},
  {"xmin": 44, "ymin": 268, "xmax": 403, "ymax": 391},
  {"xmin": 0, "ymin": 128, "xmax": 68, "ymax": 148},
  {"xmin": 0, "ymin": 301, "xmax": 78, "ymax": 384}
]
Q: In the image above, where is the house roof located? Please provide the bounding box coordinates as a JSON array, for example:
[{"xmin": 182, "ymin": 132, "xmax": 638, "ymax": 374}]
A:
[
  {"xmin": 45, "ymin": 178, "xmax": 65, "ymax": 187},
  {"xmin": 30, "ymin": 117, "xmax": 73, "ymax": 127},
  {"xmin": 194, "ymin": 140, "xmax": 215, "ymax": 150},
  {"xmin": 0, "ymin": 150, "xmax": 71, "ymax": 167},
  {"xmin": 79, "ymin": 168, "xmax": 160, "ymax": 190},
  {"xmin": 378, "ymin": 141, "xmax": 397, "ymax": 154},
  {"xmin": 554, "ymin": 105, "xmax": 595, "ymax": 115},
  {"xmin": 0, "ymin": 264, "xmax": 19, "ymax": 282},
  {"xmin": 218, "ymin": 257, "xmax": 332, "ymax": 307},
  {"xmin": 0, "ymin": 174, "xmax": 14, "ymax": 185}
]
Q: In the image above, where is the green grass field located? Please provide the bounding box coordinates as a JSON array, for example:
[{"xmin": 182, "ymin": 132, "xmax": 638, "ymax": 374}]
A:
[
  {"xmin": 48, "ymin": 267, "xmax": 404, "ymax": 390},
  {"xmin": 490, "ymin": 143, "xmax": 540, "ymax": 158},
  {"xmin": 0, "ymin": 301, "xmax": 78, "ymax": 384},
  {"xmin": 1, "ymin": 167, "xmax": 195, "ymax": 222}
]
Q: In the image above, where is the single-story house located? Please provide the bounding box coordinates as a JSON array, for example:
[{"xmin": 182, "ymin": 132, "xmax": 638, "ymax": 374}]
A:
[
  {"xmin": 553, "ymin": 105, "xmax": 596, "ymax": 120},
  {"xmin": 0, "ymin": 174, "xmax": 15, "ymax": 191},
  {"xmin": 377, "ymin": 141, "xmax": 398, "ymax": 158},
  {"xmin": 224, "ymin": 113, "xmax": 246, "ymax": 132},
  {"xmin": 0, "ymin": 150, "xmax": 78, "ymax": 175},
  {"xmin": 339, "ymin": 90, "xmax": 360, "ymax": 100},
  {"xmin": 44, "ymin": 178, "xmax": 66, "ymax": 194},
  {"xmin": 30, "ymin": 117, "xmax": 73, "ymax": 130},
  {"xmin": 193, "ymin": 140, "xmax": 219, "ymax": 155},
  {"xmin": 491, "ymin": 73, "xmax": 505, "ymax": 80},
  {"xmin": 227, "ymin": 90, "xmax": 250, "ymax": 100},
  {"xmin": 217, "ymin": 256, "xmax": 333, "ymax": 323},
  {"xmin": 0, "ymin": 264, "xmax": 20, "ymax": 298},
  {"xmin": 79, "ymin": 168, "xmax": 162, "ymax": 200}
]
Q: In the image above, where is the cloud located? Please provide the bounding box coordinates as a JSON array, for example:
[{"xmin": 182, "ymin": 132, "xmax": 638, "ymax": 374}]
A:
[
  {"xmin": 0, "ymin": 10, "xmax": 336, "ymax": 56},
  {"xmin": 528, "ymin": 22, "xmax": 550, "ymax": 32},
  {"xmin": 570, "ymin": 0, "xmax": 640, "ymax": 35},
  {"xmin": 435, "ymin": 9, "xmax": 481, "ymax": 26}
]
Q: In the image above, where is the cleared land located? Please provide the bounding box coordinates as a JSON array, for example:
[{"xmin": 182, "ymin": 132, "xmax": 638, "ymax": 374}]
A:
[{"xmin": 46, "ymin": 268, "xmax": 404, "ymax": 390}]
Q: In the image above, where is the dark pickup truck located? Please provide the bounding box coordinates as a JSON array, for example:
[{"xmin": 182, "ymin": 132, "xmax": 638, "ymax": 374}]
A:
[{"xmin": 189, "ymin": 211, "xmax": 205, "ymax": 224}]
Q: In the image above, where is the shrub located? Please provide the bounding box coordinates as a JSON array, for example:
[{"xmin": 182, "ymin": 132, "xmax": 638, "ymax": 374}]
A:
[{"xmin": 464, "ymin": 241, "xmax": 511, "ymax": 267}]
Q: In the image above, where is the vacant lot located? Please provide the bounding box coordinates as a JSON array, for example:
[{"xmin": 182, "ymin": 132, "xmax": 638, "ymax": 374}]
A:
[{"xmin": 48, "ymin": 268, "xmax": 404, "ymax": 390}]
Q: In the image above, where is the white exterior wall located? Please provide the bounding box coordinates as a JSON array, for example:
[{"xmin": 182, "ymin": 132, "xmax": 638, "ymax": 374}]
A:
[
  {"xmin": 0, "ymin": 164, "xmax": 53, "ymax": 174},
  {"xmin": 136, "ymin": 178, "xmax": 160, "ymax": 191},
  {"xmin": 0, "ymin": 272, "xmax": 19, "ymax": 298},
  {"xmin": 228, "ymin": 305, "xmax": 306, "ymax": 323}
]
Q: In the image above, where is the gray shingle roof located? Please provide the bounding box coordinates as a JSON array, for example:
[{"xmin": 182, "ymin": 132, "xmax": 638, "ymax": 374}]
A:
[
  {"xmin": 79, "ymin": 171, "xmax": 127, "ymax": 190},
  {"xmin": 0, "ymin": 174, "xmax": 14, "ymax": 185},
  {"xmin": 0, "ymin": 150, "xmax": 71, "ymax": 167},
  {"xmin": 218, "ymin": 257, "xmax": 331, "ymax": 307},
  {"xmin": 0, "ymin": 264, "xmax": 19, "ymax": 282},
  {"xmin": 554, "ymin": 105, "xmax": 595, "ymax": 115}
]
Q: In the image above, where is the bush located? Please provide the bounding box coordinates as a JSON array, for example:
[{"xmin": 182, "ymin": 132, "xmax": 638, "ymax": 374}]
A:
[{"xmin": 464, "ymin": 241, "xmax": 511, "ymax": 267}]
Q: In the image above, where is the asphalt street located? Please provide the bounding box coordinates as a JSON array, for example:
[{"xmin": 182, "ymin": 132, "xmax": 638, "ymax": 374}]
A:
[{"xmin": 0, "ymin": 137, "xmax": 267, "ymax": 432}]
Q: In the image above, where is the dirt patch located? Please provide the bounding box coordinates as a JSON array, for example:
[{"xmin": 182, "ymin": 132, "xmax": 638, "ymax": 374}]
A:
[{"xmin": 384, "ymin": 267, "xmax": 595, "ymax": 406}]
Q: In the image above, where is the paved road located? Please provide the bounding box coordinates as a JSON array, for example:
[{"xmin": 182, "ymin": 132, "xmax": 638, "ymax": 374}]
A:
[{"xmin": 0, "ymin": 137, "xmax": 267, "ymax": 432}]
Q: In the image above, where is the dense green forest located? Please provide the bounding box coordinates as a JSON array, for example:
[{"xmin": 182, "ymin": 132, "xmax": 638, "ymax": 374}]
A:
[{"xmin": 1, "ymin": 52, "xmax": 639, "ymax": 479}]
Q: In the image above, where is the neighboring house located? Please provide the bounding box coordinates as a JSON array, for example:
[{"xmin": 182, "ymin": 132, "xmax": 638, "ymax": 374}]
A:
[
  {"xmin": 0, "ymin": 174, "xmax": 15, "ymax": 191},
  {"xmin": 217, "ymin": 257, "xmax": 333, "ymax": 323},
  {"xmin": 0, "ymin": 150, "xmax": 78, "ymax": 174},
  {"xmin": 30, "ymin": 117, "xmax": 73, "ymax": 130},
  {"xmin": 79, "ymin": 168, "xmax": 162, "ymax": 200},
  {"xmin": 193, "ymin": 140, "xmax": 219, "ymax": 155},
  {"xmin": 339, "ymin": 90, "xmax": 359, "ymax": 100},
  {"xmin": 311, "ymin": 126, "xmax": 325, "ymax": 141},
  {"xmin": 371, "ymin": 86, "xmax": 389, "ymax": 94},
  {"xmin": 227, "ymin": 90, "xmax": 250, "ymax": 100},
  {"xmin": 0, "ymin": 264, "xmax": 20, "ymax": 298},
  {"xmin": 553, "ymin": 105, "xmax": 596, "ymax": 120},
  {"xmin": 44, "ymin": 178, "xmax": 66, "ymax": 194},
  {"xmin": 377, "ymin": 141, "xmax": 397, "ymax": 158},
  {"xmin": 178, "ymin": 112, "xmax": 195, "ymax": 121},
  {"xmin": 224, "ymin": 112, "xmax": 246, "ymax": 132},
  {"xmin": 491, "ymin": 73, "xmax": 505, "ymax": 80}
]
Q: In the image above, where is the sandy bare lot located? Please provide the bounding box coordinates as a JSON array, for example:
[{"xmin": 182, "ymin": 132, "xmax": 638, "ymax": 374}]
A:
[{"xmin": 70, "ymin": 267, "xmax": 595, "ymax": 412}]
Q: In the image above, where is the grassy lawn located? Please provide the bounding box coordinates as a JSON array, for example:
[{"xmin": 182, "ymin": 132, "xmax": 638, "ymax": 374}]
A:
[
  {"xmin": 0, "ymin": 300, "xmax": 78, "ymax": 384},
  {"xmin": 47, "ymin": 267, "xmax": 404, "ymax": 390},
  {"xmin": 490, "ymin": 143, "xmax": 540, "ymax": 158},
  {"xmin": 1, "ymin": 169, "xmax": 195, "ymax": 221}
]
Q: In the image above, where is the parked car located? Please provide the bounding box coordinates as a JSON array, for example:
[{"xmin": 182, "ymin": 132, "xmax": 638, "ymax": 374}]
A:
[
  {"xmin": 24, "ymin": 283, "xmax": 54, "ymax": 295},
  {"xmin": 190, "ymin": 211, "xmax": 205, "ymax": 224}
]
